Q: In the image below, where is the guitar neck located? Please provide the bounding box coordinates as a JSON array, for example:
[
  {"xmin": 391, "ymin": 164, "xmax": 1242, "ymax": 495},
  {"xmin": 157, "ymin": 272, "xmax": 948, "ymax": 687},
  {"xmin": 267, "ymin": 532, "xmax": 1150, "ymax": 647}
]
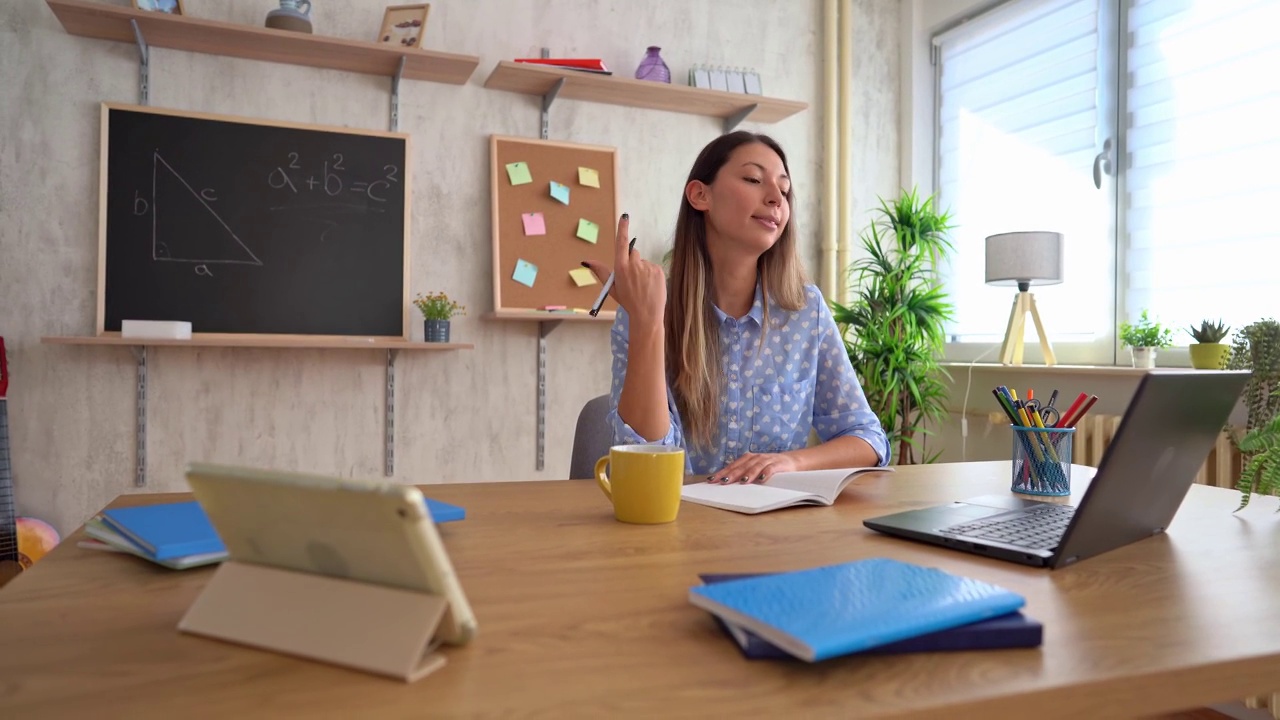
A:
[{"xmin": 0, "ymin": 400, "xmax": 19, "ymax": 565}]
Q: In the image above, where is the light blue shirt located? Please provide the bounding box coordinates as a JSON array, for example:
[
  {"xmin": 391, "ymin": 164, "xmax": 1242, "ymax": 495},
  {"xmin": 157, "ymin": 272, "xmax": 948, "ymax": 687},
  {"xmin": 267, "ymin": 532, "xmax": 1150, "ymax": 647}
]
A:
[{"xmin": 607, "ymin": 284, "xmax": 891, "ymax": 474}]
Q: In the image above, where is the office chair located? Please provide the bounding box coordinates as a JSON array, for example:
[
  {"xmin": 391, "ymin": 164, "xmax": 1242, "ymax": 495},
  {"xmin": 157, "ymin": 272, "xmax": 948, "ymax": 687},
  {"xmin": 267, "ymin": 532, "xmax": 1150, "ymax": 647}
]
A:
[{"xmin": 569, "ymin": 394, "xmax": 612, "ymax": 479}]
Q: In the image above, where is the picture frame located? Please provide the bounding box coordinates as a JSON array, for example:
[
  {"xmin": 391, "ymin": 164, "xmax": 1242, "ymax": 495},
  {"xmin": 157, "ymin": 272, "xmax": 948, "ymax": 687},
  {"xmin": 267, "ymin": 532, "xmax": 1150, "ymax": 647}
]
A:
[
  {"xmin": 132, "ymin": 0, "xmax": 184, "ymax": 13},
  {"xmin": 377, "ymin": 4, "xmax": 431, "ymax": 49}
]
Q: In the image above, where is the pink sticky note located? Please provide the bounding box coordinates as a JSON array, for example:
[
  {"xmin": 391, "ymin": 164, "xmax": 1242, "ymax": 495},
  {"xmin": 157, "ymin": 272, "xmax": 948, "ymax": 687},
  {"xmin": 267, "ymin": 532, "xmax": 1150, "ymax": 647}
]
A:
[{"xmin": 522, "ymin": 212, "xmax": 546, "ymax": 236}]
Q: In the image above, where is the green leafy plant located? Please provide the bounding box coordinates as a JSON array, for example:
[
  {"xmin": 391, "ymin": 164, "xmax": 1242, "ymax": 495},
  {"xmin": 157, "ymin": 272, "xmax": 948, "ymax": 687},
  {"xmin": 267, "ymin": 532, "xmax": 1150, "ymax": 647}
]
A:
[
  {"xmin": 413, "ymin": 291, "xmax": 465, "ymax": 321},
  {"xmin": 1234, "ymin": 389, "xmax": 1280, "ymax": 512},
  {"xmin": 1187, "ymin": 318, "xmax": 1230, "ymax": 344},
  {"xmin": 829, "ymin": 187, "xmax": 954, "ymax": 465},
  {"xmin": 1118, "ymin": 309, "xmax": 1174, "ymax": 349}
]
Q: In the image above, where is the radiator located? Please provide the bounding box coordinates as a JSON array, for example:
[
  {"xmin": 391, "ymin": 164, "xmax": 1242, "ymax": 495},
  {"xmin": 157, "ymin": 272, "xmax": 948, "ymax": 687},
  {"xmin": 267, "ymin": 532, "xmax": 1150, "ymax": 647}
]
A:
[{"xmin": 986, "ymin": 413, "xmax": 1241, "ymax": 488}]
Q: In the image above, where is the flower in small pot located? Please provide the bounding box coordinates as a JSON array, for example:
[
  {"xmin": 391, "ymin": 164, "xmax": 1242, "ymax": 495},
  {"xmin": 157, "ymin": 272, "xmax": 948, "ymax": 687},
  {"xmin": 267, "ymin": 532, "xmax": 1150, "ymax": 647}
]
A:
[
  {"xmin": 413, "ymin": 291, "xmax": 465, "ymax": 343},
  {"xmin": 1118, "ymin": 309, "xmax": 1173, "ymax": 368},
  {"xmin": 1186, "ymin": 318, "xmax": 1231, "ymax": 370}
]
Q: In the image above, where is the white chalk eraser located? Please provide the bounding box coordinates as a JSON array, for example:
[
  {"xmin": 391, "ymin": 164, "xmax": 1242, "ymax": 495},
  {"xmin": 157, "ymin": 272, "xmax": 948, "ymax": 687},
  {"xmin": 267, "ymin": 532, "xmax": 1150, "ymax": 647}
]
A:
[{"xmin": 121, "ymin": 320, "xmax": 193, "ymax": 340}]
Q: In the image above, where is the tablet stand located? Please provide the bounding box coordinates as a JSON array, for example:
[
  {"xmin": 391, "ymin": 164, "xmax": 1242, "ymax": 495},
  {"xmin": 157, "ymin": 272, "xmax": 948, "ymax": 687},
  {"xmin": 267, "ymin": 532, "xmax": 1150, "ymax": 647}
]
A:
[{"xmin": 178, "ymin": 561, "xmax": 450, "ymax": 682}]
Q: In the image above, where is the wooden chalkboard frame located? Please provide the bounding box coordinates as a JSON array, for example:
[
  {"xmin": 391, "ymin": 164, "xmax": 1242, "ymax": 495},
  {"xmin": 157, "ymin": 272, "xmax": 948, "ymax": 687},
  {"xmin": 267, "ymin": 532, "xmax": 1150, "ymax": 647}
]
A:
[
  {"xmin": 489, "ymin": 135, "xmax": 620, "ymax": 315},
  {"xmin": 97, "ymin": 102, "xmax": 412, "ymax": 340}
]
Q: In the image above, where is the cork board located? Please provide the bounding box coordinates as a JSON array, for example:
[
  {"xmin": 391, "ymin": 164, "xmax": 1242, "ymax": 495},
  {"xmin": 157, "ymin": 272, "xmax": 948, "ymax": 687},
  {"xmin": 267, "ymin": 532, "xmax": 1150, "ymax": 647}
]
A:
[{"xmin": 490, "ymin": 135, "xmax": 620, "ymax": 313}]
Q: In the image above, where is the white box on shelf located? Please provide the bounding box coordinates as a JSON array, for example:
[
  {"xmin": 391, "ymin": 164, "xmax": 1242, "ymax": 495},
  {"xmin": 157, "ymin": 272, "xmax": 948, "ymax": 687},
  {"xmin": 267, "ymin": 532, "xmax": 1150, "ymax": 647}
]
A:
[{"xmin": 121, "ymin": 320, "xmax": 193, "ymax": 340}]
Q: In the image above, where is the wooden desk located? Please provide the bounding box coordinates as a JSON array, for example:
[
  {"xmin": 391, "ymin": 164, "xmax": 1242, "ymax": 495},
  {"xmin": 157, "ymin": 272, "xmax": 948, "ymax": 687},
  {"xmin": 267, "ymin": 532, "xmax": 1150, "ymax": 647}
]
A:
[{"xmin": 2, "ymin": 462, "xmax": 1279, "ymax": 718}]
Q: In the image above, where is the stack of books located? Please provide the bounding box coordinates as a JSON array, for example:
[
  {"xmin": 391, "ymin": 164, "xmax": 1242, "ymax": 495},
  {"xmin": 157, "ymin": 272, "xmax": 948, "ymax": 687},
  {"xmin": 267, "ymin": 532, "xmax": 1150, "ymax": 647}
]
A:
[
  {"xmin": 79, "ymin": 497, "xmax": 467, "ymax": 570},
  {"xmin": 691, "ymin": 558, "xmax": 1042, "ymax": 661},
  {"xmin": 513, "ymin": 57, "xmax": 611, "ymax": 76}
]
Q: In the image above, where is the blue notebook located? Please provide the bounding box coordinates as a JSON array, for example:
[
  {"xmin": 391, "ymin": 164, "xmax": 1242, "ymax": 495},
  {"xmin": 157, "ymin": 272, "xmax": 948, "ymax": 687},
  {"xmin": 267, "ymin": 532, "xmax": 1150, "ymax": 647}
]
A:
[
  {"xmin": 688, "ymin": 558, "xmax": 1027, "ymax": 662},
  {"xmin": 699, "ymin": 572, "xmax": 1041, "ymax": 660},
  {"xmin": 100, "ymin": 501, "xmax": 225, "ymax": 561},
  {"xmin": 424, "ymin": 498, "xmax": 465, "ymax": 523}
]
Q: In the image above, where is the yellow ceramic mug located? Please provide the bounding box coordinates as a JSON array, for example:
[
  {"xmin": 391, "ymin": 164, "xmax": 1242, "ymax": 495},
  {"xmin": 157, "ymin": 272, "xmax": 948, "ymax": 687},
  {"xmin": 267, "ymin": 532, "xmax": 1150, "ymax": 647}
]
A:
[{"xmin": 594, "ymin": 445, "xmax": 685, "ymax": 524}]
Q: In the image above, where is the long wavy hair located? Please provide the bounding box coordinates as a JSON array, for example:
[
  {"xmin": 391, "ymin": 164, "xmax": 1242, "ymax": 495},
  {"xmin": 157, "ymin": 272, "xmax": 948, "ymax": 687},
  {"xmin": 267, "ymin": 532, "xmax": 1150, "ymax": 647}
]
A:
[{"xmin": 666, "ymin": 131, "xmax": 807, "ymax": 448}]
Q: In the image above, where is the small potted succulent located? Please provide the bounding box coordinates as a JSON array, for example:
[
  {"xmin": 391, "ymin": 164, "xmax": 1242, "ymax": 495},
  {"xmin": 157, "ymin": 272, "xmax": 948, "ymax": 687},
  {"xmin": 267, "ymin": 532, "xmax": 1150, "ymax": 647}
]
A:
[
  {"xmin": 1186, "ymin": 318, "xmax": 1231, "ymax": 370},
  {"xmin": 1118, "ymin": 309, "xmax": 1173, "ymax": 368},
  {"xmin": 413, "ymin": 291, "xmax": 465, "ymax": 343}
]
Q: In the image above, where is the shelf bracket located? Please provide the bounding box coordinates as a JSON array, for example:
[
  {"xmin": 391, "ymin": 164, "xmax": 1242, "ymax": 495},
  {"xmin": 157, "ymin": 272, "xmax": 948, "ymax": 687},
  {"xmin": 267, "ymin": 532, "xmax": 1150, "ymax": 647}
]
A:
[
  {"xmin": 535, "ymin": 320, "xmax": 562, "ymax": 470},
  {"xmin": 724, "ymin": 104, "xmax": 758, "ymax": 134},
  {"xmin": 131, "ymin": 346, "xmax": 148, "ymax": 487},
  {"xmin": 384, "ymin": 349, "xmax": 398, "ymax": 476},
  {"xmin": 130, "ymin": 19, "xmax": 150, "ymax": 106},
  {"xmin": 389, "ymin": 56, "xmax": 406, "ymax": 132},
  {"xmin": 540, "ymin": 78, "xmax": 565, "ymax": 141}
]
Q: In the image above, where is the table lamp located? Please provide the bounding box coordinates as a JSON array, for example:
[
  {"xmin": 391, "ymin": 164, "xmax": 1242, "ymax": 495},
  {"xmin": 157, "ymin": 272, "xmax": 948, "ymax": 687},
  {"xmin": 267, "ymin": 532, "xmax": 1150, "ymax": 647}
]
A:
[{"xmin": 985, "ymin": 231, "xmax": 1063, "ymax": 366}]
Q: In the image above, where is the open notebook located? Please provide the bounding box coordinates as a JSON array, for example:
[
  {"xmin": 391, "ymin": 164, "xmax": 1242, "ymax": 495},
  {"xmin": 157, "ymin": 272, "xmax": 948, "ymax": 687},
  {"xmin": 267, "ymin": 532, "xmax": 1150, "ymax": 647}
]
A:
[{"xmin": 680, "ymin": 467, "xmax": 890, "ymax": 515}]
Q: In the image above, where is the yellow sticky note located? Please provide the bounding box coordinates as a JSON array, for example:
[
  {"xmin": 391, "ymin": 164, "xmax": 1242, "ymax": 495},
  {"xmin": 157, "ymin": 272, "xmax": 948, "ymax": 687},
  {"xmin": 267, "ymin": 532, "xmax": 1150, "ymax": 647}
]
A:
[
  {"xmin": 506, "ymin": 161, "xmax": 532, "ymax": 186},
  {"xmin": 569, "ymin": 267, "xmax": 597, "ymax": 287},
  {"xmin": 576, "ymin": 218, "xmax": 599, "ymax": 243},
  {"xmin": 578, "ymin": 167, "xmax": 600, "ymax": 188}
]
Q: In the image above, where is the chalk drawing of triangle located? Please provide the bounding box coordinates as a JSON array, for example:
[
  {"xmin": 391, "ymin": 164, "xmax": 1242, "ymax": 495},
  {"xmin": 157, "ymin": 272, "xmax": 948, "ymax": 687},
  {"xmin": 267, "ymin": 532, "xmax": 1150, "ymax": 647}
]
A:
[{"xmin": 151, "ymin": 152, "xmax": 262, "ymax": 265}]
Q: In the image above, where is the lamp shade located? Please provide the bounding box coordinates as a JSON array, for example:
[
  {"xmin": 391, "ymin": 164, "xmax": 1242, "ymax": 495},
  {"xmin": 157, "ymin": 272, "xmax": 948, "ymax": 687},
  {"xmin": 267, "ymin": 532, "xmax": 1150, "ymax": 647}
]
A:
[{"xmin": 984, "ymin": 231, "xmax": 1064, "ymax": 287}]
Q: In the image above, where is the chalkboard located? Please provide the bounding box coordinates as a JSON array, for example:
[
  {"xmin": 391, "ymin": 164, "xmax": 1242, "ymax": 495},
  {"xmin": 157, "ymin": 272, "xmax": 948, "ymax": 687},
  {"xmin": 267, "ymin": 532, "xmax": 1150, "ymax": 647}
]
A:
[
  {"xmin": 99, "ymin": 103, "xmax": 410, "ymax": 338},
  {"xmin": 489, "ymin": 135, "xmax": 619, "ymax": 313}
]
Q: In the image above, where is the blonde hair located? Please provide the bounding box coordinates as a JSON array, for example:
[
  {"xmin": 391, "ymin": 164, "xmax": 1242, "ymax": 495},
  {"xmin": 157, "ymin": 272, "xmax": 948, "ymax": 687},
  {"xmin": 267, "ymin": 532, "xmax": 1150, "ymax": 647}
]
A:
[{"xmin": 665, "ymin": 132, "xmax": 807, "ymax": 448}]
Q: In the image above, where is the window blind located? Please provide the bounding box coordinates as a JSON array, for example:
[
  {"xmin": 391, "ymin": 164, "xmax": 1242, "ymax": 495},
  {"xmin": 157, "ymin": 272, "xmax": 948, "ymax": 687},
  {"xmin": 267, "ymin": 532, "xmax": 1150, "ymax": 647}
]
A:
[
  {"xmin": 934, "ymin": 0, "xmax": 1110, "ymax": 357},
  {"xmin": 1123, "ymin": 0, "xmax": 1280, "ymax": 337}
]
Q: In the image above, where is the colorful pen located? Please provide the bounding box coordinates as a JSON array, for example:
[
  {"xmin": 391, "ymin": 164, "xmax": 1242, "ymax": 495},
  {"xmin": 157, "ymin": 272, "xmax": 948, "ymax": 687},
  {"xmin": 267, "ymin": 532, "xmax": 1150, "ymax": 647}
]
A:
[
  {"xmin": 1064, "ymin": 395, "xmax": 1099, "ymax": 428},
  {"xmin": 588, "ymin": 237, "xmax": 636, "ymax": 317}
]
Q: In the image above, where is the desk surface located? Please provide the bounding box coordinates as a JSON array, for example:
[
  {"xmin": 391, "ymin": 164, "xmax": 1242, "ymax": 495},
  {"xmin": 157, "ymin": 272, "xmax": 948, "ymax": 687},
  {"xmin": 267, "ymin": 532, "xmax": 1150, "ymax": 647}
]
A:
[{"xmin": 2, "ymin": 462, "xmax": 1279, "ymax": 718}]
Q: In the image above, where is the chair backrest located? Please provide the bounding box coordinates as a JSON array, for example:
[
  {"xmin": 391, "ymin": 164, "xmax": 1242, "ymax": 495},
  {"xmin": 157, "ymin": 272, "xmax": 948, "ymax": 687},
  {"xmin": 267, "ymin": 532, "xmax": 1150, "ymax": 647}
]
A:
[{"xmin": 569, "ymin": 394, "xmax": 613, "ymax": 480}]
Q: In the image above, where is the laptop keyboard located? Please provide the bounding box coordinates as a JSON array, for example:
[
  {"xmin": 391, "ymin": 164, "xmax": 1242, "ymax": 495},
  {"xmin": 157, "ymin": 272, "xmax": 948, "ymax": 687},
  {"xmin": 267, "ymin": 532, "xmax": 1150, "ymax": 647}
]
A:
[{"xmin": 941, "ymin": 504, "xmax": 1076, "ymax": 550}]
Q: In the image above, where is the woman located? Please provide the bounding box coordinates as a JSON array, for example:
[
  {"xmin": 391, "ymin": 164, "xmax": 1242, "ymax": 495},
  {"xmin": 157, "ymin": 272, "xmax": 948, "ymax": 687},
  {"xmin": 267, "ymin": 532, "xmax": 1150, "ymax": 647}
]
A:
[{"xmin": 583, "ymin": 131, "xmax": 889, "ymax": 484}]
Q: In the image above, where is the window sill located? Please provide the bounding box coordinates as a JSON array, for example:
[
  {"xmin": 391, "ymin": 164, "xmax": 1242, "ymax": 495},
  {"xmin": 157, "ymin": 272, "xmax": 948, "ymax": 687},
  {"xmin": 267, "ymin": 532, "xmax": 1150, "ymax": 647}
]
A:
[{"xmin": 939, "ymin": 362, "xmax": 1155, "ymax": 377}]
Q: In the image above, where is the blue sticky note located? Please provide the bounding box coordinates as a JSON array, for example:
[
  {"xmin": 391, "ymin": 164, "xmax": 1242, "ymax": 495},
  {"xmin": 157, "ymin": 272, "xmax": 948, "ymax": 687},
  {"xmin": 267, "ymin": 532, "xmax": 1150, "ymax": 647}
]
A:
[
  {"xmin": 550, "ymin": 181, "xmax": 570, "ymax": 205},
  {"xmin": 513, "ymin": 258, "xmax": 538, "ymax": 287}
]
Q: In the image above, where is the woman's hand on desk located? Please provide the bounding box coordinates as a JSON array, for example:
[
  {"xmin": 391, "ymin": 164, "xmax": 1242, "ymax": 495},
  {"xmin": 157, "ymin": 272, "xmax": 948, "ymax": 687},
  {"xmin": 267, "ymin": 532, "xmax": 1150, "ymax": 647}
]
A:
[
  {"xmin": 708, "ymin": 452, "xmax": 800, "ymax": 485},
  {"xmin": 582, "ymin": 214, "xmax": 667, "ymax": 328}
]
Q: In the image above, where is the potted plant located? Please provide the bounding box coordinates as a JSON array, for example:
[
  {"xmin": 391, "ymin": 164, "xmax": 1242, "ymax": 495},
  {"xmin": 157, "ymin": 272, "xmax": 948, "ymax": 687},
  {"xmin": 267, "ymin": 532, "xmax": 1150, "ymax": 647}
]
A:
[
  {"xmin": 413, "ymin": 291, "xmax": 465, "ymax": 343},
  {"xmin": 1186, "ymin": 318, "xmax": 1231, "ymax": 370},
  {"xmin": 1118, "ymin": 309, "xmax": 1173, "ymax": 368},
  {"xmin": 829, "ymin": 187, "xmax": 954, "ymax": 465},
  {"xmin": 1227, "ymin": 318, "xmax": 1280, "ymax": 511},
  {"xmin": 1233, "ymin": 385, "xmax": 1280, "ymax": 511}
]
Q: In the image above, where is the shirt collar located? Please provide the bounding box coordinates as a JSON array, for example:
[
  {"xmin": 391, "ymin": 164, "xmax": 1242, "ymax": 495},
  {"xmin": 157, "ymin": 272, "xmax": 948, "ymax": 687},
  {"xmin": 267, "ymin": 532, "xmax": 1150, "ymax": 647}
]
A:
[{"xmin": 712, "ymin": 283, "xmax": 765, "ymax": 326}]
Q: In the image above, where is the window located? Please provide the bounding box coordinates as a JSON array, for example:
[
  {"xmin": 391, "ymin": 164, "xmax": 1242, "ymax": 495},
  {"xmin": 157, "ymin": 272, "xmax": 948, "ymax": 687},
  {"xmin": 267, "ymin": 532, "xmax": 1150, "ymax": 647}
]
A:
[{"xmin": 933, "ymin": 0, "xmax": 1279, "ymax": 365}]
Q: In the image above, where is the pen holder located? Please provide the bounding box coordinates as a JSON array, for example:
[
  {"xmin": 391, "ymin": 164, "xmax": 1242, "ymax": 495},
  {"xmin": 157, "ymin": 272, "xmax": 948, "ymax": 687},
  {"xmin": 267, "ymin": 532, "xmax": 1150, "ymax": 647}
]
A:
[{"xmin": 1010, "ymin": 426, "xmax": 1073, "ymax": 497}]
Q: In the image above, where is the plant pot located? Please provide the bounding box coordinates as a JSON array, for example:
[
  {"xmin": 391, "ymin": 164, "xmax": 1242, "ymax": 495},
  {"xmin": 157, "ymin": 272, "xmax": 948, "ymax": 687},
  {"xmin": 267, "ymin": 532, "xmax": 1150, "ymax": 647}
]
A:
[
  {"xmin": 424, "ymin": 319, "xmax": 450, "ymax": 343},
  {"xmin": 1189, "ymin": 342, "xmax": 1230, "ymax": 370},
  {"xmin": 1131, "ymin": 346, "xmax": 1157, "ymax": 369}
]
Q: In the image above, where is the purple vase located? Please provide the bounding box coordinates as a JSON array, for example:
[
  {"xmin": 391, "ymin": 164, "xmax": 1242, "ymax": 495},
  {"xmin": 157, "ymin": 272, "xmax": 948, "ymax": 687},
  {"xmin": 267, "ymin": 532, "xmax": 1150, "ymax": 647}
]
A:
[{"xmin": 635, "ymin": 46, "xmax": 671, "ymax": 83}]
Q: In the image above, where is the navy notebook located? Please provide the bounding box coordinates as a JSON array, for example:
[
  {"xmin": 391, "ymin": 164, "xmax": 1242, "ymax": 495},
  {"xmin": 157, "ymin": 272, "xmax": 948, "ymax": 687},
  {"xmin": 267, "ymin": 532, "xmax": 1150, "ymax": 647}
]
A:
[
  {"xmin": 699, "ymin": 572, "xmax": 1042, "ymax": 660},
  {"xmin": 688, "ymin": 558, "xmax": 1027, "ymax": 662}
]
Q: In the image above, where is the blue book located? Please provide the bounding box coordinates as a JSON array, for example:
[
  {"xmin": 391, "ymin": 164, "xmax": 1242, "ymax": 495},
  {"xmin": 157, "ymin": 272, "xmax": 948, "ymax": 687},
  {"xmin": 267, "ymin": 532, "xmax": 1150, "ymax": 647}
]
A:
[
  {"xmin": 699, "ymin": 572, "xmax": 1041, "ymax": 660},
  {"xmin": 423, "ymin": 497, "xmax": 465, "ymax": 524},
  {"xmin": 688, "ymin": 558, "xmax": 1027, "ymax": 662},
  {"xmin": 100, "ymin": 501, "xmax": 225, "ymax": 561}
]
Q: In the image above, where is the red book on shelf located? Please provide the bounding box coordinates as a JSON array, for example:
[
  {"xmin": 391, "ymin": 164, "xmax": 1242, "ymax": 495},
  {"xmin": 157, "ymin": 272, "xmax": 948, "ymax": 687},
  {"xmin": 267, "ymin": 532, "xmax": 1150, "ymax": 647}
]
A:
[{"xmin": 514, "ymin": 58, "xmax": 610, "ymax": 72}]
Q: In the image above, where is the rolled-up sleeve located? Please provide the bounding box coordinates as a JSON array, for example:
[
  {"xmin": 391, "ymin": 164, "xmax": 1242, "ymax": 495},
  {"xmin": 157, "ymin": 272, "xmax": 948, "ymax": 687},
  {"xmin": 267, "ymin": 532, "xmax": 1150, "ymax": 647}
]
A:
[
  {"xmin": 607, "ymin": 308, "xmax": 683, "ymax": 449},
  {"xmin": 811, "ymin": 299, "xmax": 891, "ymax": 466}
]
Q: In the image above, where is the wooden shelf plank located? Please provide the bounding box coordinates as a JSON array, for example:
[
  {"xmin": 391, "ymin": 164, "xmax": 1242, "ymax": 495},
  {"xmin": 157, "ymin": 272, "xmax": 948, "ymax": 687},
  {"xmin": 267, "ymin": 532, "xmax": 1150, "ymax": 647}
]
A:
[
  {"xmin": 46, "ymin": 0, "xmax": 479, "ymax": 84},
  {"xmin": 482, "ymin": 61, "xmax": 808, "ymax": 124},
  {"xmin": 486, "ymin": 310, "xmax": 615, "ymax": 323},
  {"xmin": 41, "ymin": 335, "xmax": 472, "ymax": 351}
]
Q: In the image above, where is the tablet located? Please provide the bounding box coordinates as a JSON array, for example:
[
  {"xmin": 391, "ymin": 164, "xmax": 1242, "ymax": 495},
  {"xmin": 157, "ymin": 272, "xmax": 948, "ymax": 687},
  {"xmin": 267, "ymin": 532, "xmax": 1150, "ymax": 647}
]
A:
[{"xmin": 184, "ymin": 462, "xmax": 477, "ymax": 645}]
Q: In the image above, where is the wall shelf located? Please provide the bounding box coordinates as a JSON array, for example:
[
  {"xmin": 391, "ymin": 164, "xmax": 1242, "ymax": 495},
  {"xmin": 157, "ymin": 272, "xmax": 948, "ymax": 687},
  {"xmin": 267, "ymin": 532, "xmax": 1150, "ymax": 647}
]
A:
[
  {"xmin": 483, "ymin": 61, "xmax": 808, "ymax": 132},
  {"xmin": 45, "ymin": 0, "xmax": 480, "ymax": 85},
  {"xmin": 42, "ymin": 335, "xmax": 472, "ymax": 486}
]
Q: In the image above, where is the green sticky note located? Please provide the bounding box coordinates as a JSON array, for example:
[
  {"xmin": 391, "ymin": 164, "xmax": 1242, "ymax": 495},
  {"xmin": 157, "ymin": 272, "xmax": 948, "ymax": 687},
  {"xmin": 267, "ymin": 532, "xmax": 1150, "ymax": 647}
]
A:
[
  {"xmin": 513, "ymin": 258, "xmax": 538, "ymax": 287},
  {"xmin": 576, "ymin": 218, "xmax": 599, "ymax": 244},
  {"xmin": 506, "ymin": 161, "xmax": 532, "ymax": 186}
]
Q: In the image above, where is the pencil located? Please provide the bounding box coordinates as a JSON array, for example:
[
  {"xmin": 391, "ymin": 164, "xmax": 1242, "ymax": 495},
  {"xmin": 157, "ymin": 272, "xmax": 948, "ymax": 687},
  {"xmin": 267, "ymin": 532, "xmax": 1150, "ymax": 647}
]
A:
[
  {"xmin": 1064, "ymin": 395, "xmax": 1099, "ymax": 428},
  {"xmin": 588, "ymin": 237, "xmax": 636, "ymax": 317}
]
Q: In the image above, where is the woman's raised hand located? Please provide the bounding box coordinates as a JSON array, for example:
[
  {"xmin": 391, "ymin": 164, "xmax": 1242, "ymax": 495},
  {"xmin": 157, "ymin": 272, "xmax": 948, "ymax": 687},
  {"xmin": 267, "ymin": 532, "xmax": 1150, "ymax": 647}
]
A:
[{"xmin": 582, "ymin": 214, "xmax": 666, "ymax": 328}]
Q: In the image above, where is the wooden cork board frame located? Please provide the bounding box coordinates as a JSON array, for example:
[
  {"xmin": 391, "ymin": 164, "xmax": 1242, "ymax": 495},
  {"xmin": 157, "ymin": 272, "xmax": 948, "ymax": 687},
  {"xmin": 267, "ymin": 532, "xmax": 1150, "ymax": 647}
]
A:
[{"xmin": 490, "ymin": 135, "xmax": 619, "ymax": 314}]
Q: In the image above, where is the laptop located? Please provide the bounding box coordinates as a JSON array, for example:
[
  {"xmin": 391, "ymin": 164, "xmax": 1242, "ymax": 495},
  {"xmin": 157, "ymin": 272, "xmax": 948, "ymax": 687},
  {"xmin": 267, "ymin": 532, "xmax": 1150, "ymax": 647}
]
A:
[{"xmin": 863, "ymin": 370, "xmax": 1249, "ymax": 569}]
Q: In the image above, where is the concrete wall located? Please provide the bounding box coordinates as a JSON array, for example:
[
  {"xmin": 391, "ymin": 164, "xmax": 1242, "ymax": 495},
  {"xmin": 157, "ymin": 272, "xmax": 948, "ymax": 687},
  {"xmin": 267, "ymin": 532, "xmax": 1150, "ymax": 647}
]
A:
[{"xmin": 0, "ymin": 0, "xmax": 904, "ymax": 536}]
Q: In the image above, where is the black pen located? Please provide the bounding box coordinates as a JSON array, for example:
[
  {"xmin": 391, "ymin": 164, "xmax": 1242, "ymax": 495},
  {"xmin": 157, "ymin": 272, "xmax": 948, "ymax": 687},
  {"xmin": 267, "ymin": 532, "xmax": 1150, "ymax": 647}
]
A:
[{"xmin": 589, "ymin": 237, "xmax": 636, "ymax": 317}]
